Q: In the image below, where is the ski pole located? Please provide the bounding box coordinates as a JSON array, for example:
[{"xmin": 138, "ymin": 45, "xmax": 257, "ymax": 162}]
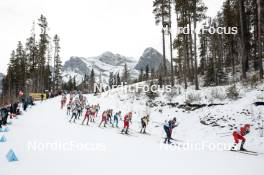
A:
[
  {"xmin": 216, "ymin": 132, "xmax": 232, "ymax": 135},
  {"xmin": 219, "ymin": 134, "xmax": 232, "ymax": 137}
]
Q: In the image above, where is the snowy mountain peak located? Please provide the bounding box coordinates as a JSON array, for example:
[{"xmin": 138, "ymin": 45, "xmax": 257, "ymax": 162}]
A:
[
  {"xmin": 62, "ymin": 48, "xmax": 171, "ymax": 85},
  {"xmin": 98, "ymin": 51, "xmax": 134, "ymax": 66},
  {"xmin": 100, "ymin": 51, "xmax": 116, "ymax": 58},
  {"xmin": 63, "ymin": 57, "xmax": 89, "ymax": 75},
  {"xmin": 62, "ymin": 52, "xmax": 139, "ymax": 85},
  {"xmin": 135, "ymin": 47, "xmax": 170, "ymax": 71},
  {"xmin": 142, "ymin": 47, "xmax": 160, "ymax": 57}
]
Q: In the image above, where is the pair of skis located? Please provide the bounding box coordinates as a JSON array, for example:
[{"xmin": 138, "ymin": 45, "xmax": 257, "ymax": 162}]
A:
[
  {"xmin": 119, "ymin": 131, "xmax": 138, "ymax": 137},
  {"xmin": 229, "ymin": 149, "xmax": 262, "ymax": 156}
]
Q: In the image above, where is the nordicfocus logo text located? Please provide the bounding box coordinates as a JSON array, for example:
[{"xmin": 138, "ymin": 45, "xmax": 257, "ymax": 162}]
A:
[
  {"xmin": 178, "ymin": 26, "xmax": 238, "ymax": 35},
  {"xmin": 94, "ymin": 82, "xmax": 173, "ymax": 94}
]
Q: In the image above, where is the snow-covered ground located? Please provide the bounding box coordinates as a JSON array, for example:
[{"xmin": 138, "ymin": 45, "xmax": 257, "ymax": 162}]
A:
[{"xmin": 1, "ymin": 83, "xmax": 264, "ymax": 175}]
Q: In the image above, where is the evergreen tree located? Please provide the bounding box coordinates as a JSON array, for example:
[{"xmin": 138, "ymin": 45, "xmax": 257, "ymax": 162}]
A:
[
  {"xmin": 145, "ymin": 64, "xmax": 150, "ymax": 80},
  {"xmin": 153, "ymin": 0, "xmax": 170, "ymax": 76},
  {"xmin": 25, "ymin": 22, "xmax": 38, "ymax": 92},
  {"xmin": 38, "ymin": 14, "xmax": 50, "ymax": 92},
  {"xmin": 109, "ymin": 72, "xmax": 114, "ymax": 88},
  {"xmin": 121, "ymin": 63, "xmax": 130, "ymax": 84},
  {"xmin": 150, "ymin": 68, "xmax": 155, "ymax": 80},
  {"xmin": 53, "ymin": 34, "xmax": 62, "ymax": 92},
  {"xmin": 89, "ymin": 69, "xmax": 95, "ymax": 92},
  {"xmin": 116, "ymin": 73, "xmax": 121, "ymax": 85},
  {"xmin": 257, "ymin": 0, "xmax": 263, "ymax": 79},
  {"xmin": 138, "ymin": 69, "xmax": 144, "ymax": 82}
]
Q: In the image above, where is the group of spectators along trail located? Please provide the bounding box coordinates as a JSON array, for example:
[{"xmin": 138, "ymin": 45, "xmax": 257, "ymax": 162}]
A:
[{"xmin": 0, "ymin": 91, "xmax": 62, "ymax": 130}]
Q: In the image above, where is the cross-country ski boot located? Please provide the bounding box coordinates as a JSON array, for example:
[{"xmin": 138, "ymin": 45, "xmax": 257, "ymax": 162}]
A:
[
  {"xmin": 164, "ymin": 138, "xmax": 167, "ymax": 144},
  {"xmin": 125, "ymin": 128, "xmax": 128, "ymax": 135},
  {"xmin": 231, "ymin": 143, "xmax": 237, "ymax": 151},
  {"xmin": 240, "ymin": 140, "xmax": 247, "ymax": 151}
]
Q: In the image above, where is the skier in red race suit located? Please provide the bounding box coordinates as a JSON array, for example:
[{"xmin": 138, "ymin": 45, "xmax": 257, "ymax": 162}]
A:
[
  {"xmin": 121, "ymin": 112, "xmax": 132, "ymax": 134},
  {"xmin": 231, "ymin": 124, "xmax": 251, "ymax": 151},
  {"xmin": 82, "ymin": 107, "xmax": 91, "ymax": 125},
  {"xmin": 98, "ymin": 111, "xmax": 107, "ymax": 127}
]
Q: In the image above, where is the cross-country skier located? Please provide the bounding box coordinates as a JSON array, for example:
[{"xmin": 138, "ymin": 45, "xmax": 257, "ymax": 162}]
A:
[
  {"xmin": 95, "ymin": 104, "xmax": 100, "ymax": 117},
  {"xmin": 121, "ymin": 112, "xmax": 132, "ymax": 134},
  {"xmin": 163, "ymin": 117, "xmax": 178, "ymax": 144},
  {"xmin": 66, "ymin": 103, "xmax": 71, "ymax": 116},
  {"xmin": 61, "ymin": 95, "xmax": 65, "ymax": 109},
  {"xmin": 107, "ymin": 109, "xmax": 113, "ymax": 124},
  {"xmin": 82, "ymin": 107, "xmax": 91, "ymax": 125},
  {"xmin": 90, "ymin": 106, "xmax": 96, "ymax": 122},
  {"xmin": 140, "ymin": 115, "xmax": 149, "ymax": 134},
  {"xmin": 69, "ymin": 104, "xmax": 78, "ymax": 123},
  {"xmin": 77, "ymin": 103, "xmax": 82, "ymax": 119},
  {"xmin": 231, "ymin": 124, "xmax": 251, "ymax": 151},
  {"xmin": 99, "ymin": 111, "xmax": 107, "ymax": 127},
  {"xmin": 112, "ymin": 111, "xmax": 121, "ymax": 128}
]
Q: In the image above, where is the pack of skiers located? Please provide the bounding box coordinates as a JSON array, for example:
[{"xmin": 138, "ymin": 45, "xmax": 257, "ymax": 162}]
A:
[
  {"xmin": 64, "ymin": 93, "xmax": 255, "ymax": 151},
  {"xmin": 68, "ymin": 95, "xmax": 87, "ymax": 123}
]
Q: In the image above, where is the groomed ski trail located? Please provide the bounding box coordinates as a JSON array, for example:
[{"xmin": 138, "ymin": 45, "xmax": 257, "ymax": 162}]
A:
[{"xmin": 1, "ymin": 96, "xmax": 264, "ymax": 175}]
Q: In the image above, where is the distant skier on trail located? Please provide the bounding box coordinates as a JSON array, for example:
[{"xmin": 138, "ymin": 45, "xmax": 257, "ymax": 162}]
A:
[
  {"xmin": 163, "ymin": 117, "xmax": 178, "ymax": 144},
  {"xmin": 140, "ymin": 115, "xmax": 149, "ymax": 134},
  {"xmin": 61, "ymin": 94, "xmax": 67, "ymax": 109},
  {"xmin": 66, "ymin": 102, "xmax": 72, "ymax": 116},
  {"xmin": 95, "ymin": 104, "xmax": 100, "ymax": 117},
  {"xmin": 69, "ymin": 103, "xmax": 78, "ymax": 123},
  {"xmin": 99, "ymin": 111, "xmax": 107, "ymax": 127},
  {"xmin": 112, "ymin": 111, "xmax": 121, "ymax": 128},
  {"xmin": 121, "ymin": 112, "xmax": 132, "ymax": 134},
  {"xmin": 90, "ymin": 105, "xmax": 96, "ymax": 122},
  {"xmin": 77, "ymin": 103, "xmax": 82, "ymax": 119},
  {"xmin": 107, "ymin": 109, "xmax": 113, "ymax": 124},
  {"xmin": 231, "ymin": 124, "xmax": 251, "ymax": 151},
  {"xmin": 82, "ymin": 107, "xmax": 91, "ymax": 125}
]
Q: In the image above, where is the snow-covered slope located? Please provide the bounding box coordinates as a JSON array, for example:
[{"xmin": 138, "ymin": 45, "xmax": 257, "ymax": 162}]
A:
[
  {"xmin": 62, "ymin": 52, "xmax": 139, "ymax": 85},
  {"xmin": 1, "ymin": 83, "xmax": 264, "ymax": 175}
]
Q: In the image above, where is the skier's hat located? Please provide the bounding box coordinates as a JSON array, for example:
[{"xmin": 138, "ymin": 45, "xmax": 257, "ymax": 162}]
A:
[{"xmin": 244, "ymin": 124, "xmax": 250, "ymax": 128}]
